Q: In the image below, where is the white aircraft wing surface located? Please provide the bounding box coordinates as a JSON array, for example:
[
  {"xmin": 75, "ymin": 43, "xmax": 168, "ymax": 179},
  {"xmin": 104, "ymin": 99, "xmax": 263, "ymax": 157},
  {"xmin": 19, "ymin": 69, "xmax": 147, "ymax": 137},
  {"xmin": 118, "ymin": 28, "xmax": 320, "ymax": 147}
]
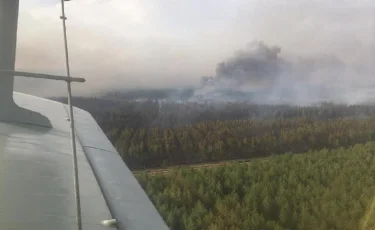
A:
[{"xmin": 0, "ymin": 92, "xmax": 169, "ymax": 230}]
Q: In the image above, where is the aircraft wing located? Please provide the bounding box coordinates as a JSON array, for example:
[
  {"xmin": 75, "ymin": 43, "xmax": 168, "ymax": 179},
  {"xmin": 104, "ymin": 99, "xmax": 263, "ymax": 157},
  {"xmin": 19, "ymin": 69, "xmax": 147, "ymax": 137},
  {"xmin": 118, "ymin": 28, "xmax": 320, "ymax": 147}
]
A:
[{"xmin": 0, "ymin": 92, "xmax": 169, "ymax": 230}]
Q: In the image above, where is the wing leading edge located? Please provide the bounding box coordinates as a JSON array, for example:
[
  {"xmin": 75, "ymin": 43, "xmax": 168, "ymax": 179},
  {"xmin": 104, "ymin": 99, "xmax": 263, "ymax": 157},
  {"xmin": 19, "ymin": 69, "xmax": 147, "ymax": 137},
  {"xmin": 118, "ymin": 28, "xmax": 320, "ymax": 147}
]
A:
[
  {"xmin": 0, "ymin": 92, "xmax": 169, "ymax": 230},
  {"xmin": 70, "ymin": 98, "xmax": 170, "ymax": 230}
]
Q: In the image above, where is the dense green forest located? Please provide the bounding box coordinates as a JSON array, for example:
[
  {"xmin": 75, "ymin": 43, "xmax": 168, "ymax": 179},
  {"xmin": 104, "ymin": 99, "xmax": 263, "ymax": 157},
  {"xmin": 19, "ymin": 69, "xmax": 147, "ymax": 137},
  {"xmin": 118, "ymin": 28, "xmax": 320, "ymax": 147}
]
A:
[
  {"xmin": 96, "ymin": 101, "xmax": 375, "ymax": 129},
  {"xmin": 110, "ymin": 117, "xmax": 375, "ymax": 169},
  {"xmin": 136, "ymin": 142, "xmax": 375, "ymax": 230},
  {"xmin": 52, "ymin": 97, "xmax": 375, "ymax": 129},
  {"xmin": 51, "ymin": 96, "xmax": 375, "ymax": 229},
  {"xmin": 51, "ymin": 97, "xmax": 375, "ymax": 169}
]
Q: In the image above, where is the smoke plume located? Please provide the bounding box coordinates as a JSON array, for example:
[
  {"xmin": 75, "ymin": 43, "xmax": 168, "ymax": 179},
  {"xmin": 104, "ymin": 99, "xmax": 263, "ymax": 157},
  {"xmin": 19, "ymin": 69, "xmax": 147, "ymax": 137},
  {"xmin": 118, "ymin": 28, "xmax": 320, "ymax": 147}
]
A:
[
  {"xmin": 13, "ymin": 0, "xmax": 375, "ymax": 105},
  {"xmin": 193, "ymin": 41, "xmax": 375, "ymax": 105},
  {"xmin": 215, "ymin": 42, "xmax": 286, "ymax": 85}
]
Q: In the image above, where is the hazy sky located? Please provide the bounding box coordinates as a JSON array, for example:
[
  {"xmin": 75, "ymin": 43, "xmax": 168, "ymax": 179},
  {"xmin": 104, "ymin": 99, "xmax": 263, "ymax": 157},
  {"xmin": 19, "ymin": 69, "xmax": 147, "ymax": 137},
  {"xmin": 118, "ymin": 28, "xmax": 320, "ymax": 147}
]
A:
[{"xmin": 14, "ymin": 0, "xmax": 375, "ymax": 97}]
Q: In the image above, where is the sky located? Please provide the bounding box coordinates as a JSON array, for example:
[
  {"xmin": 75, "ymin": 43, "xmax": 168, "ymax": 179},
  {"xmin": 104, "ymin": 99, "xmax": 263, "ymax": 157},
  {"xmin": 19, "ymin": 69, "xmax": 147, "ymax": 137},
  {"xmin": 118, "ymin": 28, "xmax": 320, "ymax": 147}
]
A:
[{"xmin": 13, "ymin": 0, "xmax": 375, "ymax": 97}]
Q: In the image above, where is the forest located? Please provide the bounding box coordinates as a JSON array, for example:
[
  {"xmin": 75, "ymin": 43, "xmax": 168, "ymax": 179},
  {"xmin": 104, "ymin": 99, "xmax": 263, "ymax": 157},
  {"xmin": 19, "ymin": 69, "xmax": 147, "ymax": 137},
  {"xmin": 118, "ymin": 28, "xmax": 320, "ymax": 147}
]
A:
[
  {"xmin": 51, "ymin": 96, "xmax": 375, "ymax": 229},
  {"xmin": 51, "ymin": 97, "xmax": 375, "ymax": 169},
  {"xmin": 52, "ymin": 97, "xmax": 375, "ymax": 129},
  {"xmin": 109, "ymin": 117, "xmax": 375, "ymax": 169},
  {"xmin": 52, "ymin": 97, "xmax": 375, "ymax": 169},
  {"xmin": 136, "ymin": 142, "xmax": 375, "ymax": 230}
]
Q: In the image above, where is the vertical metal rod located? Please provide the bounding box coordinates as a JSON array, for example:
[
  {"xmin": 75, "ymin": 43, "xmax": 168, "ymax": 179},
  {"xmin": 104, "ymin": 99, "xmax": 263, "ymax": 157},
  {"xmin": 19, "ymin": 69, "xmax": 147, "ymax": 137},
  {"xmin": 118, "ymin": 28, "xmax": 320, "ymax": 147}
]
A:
[
  {"xmin": 60, "ymin": 1, "xmax": 82, "ymax": 230},
  {"xmin": 0, "ymin": 0, "xmax": 19, "ymax": 106}
]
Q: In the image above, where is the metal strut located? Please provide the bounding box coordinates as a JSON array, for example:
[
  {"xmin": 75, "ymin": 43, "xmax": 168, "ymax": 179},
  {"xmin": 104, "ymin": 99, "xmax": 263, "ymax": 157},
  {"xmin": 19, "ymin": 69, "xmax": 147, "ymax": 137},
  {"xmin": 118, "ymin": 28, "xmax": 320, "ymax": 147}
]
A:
[{"xmin": 59, "ymin": 1, "xmax": 83, "ymax": 230}]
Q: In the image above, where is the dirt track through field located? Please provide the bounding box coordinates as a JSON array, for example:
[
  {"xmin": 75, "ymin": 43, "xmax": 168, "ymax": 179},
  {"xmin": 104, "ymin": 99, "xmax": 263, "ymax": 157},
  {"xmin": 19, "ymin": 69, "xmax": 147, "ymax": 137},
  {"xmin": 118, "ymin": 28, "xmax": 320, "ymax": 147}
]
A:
[{"xmin": 132, "ymin": 158, "xmax": 263, "ymax": 175}]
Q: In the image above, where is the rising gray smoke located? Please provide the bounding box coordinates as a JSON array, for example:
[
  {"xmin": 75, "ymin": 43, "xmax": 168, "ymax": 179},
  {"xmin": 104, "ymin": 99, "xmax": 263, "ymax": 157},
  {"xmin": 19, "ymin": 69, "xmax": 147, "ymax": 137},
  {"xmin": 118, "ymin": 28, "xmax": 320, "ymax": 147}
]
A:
[
  {"xmin": 215, "ymin": 42, "xmax": 287, "ymax": 85},
  {"xmin": 192, "ymin": 41, "xmax": 375, "ymax": 105}
]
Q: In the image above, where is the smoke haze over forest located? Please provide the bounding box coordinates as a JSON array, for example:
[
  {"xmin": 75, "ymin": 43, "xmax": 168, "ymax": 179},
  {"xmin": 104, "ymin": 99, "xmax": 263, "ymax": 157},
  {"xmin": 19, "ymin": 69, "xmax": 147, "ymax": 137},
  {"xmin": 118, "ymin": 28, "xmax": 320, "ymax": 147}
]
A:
[
  {"xmin": 14, "ymin": 0, "xmax": 375, "ymax": 105},
  {"xmin": 193, "ymin": 41, "xmax": 375, "ymax": 105}
]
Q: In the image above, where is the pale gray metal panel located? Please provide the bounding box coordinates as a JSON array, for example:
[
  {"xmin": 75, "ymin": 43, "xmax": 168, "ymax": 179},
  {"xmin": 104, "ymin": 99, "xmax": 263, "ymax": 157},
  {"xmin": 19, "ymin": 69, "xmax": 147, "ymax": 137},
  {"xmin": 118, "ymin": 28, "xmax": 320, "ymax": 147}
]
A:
[
  {"xmin": 0, "ymin": 0, "xmax": 18, "ymax": 110},
  {"xmin": 0, "ymin": 93, "xmax": 114, "ymax": 230},
  {"xmin": 0, "ymin": 1, "xmax": 53, "ymax": 128},
  {"xmin": 71, "ymin": 106, "xmax": 117, "ymax": 153},
  {"xmin": 13, "ymin": 93, "xmax": 71, "ymax": 131},
  {"xmin": 71, "ymin": 107, "xmax": 169, "ymax": 230}
]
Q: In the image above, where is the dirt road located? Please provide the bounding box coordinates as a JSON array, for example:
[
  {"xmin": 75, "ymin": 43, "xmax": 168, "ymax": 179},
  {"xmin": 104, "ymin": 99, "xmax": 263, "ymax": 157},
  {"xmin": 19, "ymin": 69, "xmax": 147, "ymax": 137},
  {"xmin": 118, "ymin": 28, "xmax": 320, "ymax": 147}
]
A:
[{"xmin": 132, "ymin": 158, "xmax": 257, "ymax": 175}]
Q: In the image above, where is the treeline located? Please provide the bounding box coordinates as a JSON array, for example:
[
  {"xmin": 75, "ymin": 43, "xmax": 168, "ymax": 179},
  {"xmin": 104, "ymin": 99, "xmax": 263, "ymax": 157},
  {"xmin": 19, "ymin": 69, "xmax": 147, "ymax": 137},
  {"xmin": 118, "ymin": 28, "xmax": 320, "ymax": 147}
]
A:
[
  {"xmin": 110, "ymin": 118, "xmax": 375, "ymax": 169},
  {"xmin": 49, "ymin": 97, "xmax": 375, "ymax": 169},
  {"xmin": 96, "ymin": 101, "xmax": 375, "ymax": 129},
  {"xmin": 102, "ymin": 88, "xmax": 195, "ymax": 101},
  {"xmin": 51, "ymin": 97, "xmax": 375, "ymax": 129},
  {"xmin": 50, "ymin": 96, "xmax": 124, "ymax": 115},
  {"xmin": 136, "ymin": 141, "xmax": 375, "ymax": 230}
]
